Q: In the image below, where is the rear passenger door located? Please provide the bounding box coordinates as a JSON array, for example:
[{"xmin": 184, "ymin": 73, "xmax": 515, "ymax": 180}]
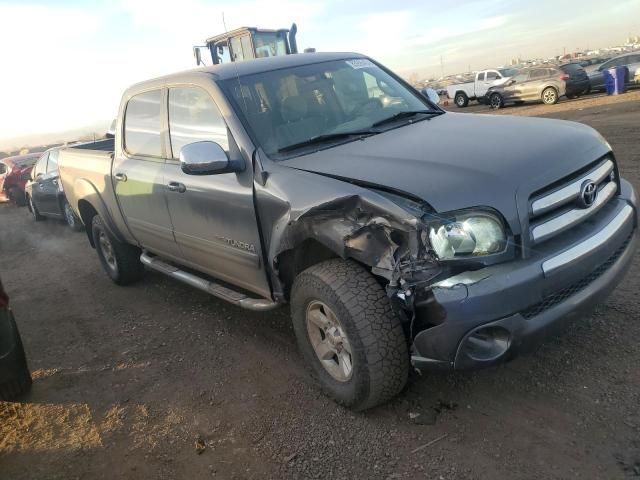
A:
[
  {"xmin": 112, "ymin": 89, "xmax": 182, "ymax": 259},
  {"xmin": 163, "ymin": 85, "xmax": 271, "ymax": 298}
]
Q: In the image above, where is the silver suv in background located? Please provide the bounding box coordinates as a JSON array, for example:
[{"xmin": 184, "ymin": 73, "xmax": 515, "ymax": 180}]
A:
[{"xmin": 485, "ymin": 66, "xmax": 567, "ymax": 108}]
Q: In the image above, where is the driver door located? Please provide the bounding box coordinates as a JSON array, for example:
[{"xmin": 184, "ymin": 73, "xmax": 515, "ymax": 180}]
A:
[{"xmin": 163, "ymin": 84, "xmax": 271, "ymax": 298}]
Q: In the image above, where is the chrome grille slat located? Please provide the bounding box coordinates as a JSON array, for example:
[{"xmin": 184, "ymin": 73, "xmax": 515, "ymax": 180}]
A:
[
  {"xmin": 528, "ymin": 157, "xmax": 618, "ymax": 245},
  {"xmin": 531, "ymin": 160, "xmax": 613, "ymax": 218},
  {"xmin": 531, "ymin": 181, "xmax": 617, "ymax": 243}
]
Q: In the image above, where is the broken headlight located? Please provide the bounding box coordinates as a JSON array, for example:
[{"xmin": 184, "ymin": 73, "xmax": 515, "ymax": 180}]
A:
[{"xmin": 427, "ymin": 211, "xmax": 506, "ymax": 259}]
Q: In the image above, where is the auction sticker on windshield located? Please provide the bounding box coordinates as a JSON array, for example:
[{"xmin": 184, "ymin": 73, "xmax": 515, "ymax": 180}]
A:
[{"xmin": 346, "ymin": 59, "xmax": 375, "ymax": 69}]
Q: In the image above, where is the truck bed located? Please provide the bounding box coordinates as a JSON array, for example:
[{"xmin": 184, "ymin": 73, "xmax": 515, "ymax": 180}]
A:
[{"xmin": 58, "ymin": 137, "xmax": 120, "ymax": 231}]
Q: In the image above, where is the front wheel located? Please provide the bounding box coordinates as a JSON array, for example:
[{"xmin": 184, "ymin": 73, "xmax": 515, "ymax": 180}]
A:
[
  {"xmin": 63, "ymin": 202, "xmax": 83, "ymax": 232},
  {"xmin": 490, "ymin": 93, "xmax": 504, "ymax": 109},
  {"xmin": 542, "ymin": 87, "xmax": 559, "ymax": 105},
  {"xmin": 92, "ymin": 215, "xmax": 144, "ymax": 285},
  {"xmin": 291, "ymin": 259, "xmax": 409, "ymax": 411}
]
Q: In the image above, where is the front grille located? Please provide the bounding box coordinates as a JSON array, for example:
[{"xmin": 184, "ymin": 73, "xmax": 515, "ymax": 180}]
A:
[
  {"xmin": 529, "ymin": 158, "xmax": 617, "ymax": 245},
  {"xmin": 521, "ymin": 231, "xmax": 632, "ymax": 319}
]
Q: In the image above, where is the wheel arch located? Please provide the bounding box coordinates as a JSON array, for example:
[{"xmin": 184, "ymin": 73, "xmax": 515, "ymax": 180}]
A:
[{"xmin": 73, "ymin": 179, "xmax": 126, "ymax": 248}]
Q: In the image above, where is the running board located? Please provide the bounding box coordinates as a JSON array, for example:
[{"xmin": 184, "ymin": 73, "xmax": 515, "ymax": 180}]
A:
[{"xmin": 140, "ymin": 252, "xmax": 279, "ymax": 312}]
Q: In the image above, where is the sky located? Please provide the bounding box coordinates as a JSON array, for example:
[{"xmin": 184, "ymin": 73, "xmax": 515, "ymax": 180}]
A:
[{"xmin": 0, "ymin": 0, "xmax": 638, "ymax": 150}]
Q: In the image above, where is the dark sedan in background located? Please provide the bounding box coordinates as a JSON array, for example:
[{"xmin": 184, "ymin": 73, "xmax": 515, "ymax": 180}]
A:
[
  {"xmin": 485, "ymin": 66, "xmax": 566, "ymax": 108},
  {"xmin": 559, "ymin": 63, "xmax": 591, "ymax": 98},
  {"xmin": 24, "ymin": 148, "xmax": 82, "ymax": 231},
  {"xmin": 588, "ymin": 53, "xmax": 640, "ymax": 91}
]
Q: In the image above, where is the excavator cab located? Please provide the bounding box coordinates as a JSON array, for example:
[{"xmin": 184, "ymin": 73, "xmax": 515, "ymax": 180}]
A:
[{"xmin": 194, "ymin": 24, "xmax": 298, "ymax": 66}]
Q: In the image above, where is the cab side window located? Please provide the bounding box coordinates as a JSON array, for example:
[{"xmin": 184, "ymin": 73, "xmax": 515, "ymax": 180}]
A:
[
  {"xmin": 477, "ymin": 72, "xmax": 485, "ymax": 81},
  {"xmin": 124, "ymin": 90, "xmax": 162, "ymax": 157},
  {"xmin": 168, "ymin": 86, "xmax": 230, "ymax": 159},
  {"xmin": 486, "ymin": 72, "xmax": 499, "ymax": 81},
  {"xmin": 0, "ymin": 162, "xmax": 6, "ymax": 175},
  {"xmin": 46, "ymin": 150, "xmax": 59, "ymax": 174}
]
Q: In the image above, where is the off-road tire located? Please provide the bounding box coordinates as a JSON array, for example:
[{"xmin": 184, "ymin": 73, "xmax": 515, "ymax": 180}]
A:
[
  {"xmin": 27, "ymin": 195, "xmax": 44, "ymax": 221},
  {"xmin": 0, "ymin": 313, "xmax": 32, "ymax": 401},
  {"xmin": 92, "ymin": 215, "xmax": 144, "ymax": 286},
  {"xmin": 291, "ymin": 259, "xmax": 409, "ymax": 411},
  {"xmin": 454, "ymin": 92, "xmax": 469, "ymax": 108}
]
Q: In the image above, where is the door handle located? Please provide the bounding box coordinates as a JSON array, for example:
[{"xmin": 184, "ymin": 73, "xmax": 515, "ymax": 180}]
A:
[
  {"xmin": 114, "ymin": 173, "xmax": 127, "ymax": 182},
  {"xmin": 167, "ymin": 182, "xmax": 186, "ymax": 193}
]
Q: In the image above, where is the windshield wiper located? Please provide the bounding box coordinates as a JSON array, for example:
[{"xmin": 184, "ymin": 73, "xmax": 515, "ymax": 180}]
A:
[
  {"xmin": 278, "ymin": 130, "xmax": 378, "ymax": 153},
  {"xmin": 371, "ymin": 110, "xmax": 443, "ymax": 128}
]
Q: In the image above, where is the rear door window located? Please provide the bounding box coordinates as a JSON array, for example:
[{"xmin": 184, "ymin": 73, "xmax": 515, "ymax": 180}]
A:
[
  {"xmin": 34, "ymin": 153, "xmax": 48, "ymax": 177},
  {"xmin": 477, "ymin": 72, "xmax": 485, "ymax": 81},
  {"xmin": 0, "ymin": 162, "xmax": 6, "ymax": 175},
  {"xmin": 124, "ymin": 90, "xmax": 162, "ymax": 157},
  {"xmin": 46, "ymin": 150, "xmax": 59, "ymax": 174},
  {"xmin": 168, "ymin": 86, "xmax": 230, "ymax": 159}
]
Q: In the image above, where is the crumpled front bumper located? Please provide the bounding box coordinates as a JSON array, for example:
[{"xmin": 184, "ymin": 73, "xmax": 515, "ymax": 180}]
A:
[{"xmin": 411, "ymin": 180, "xmax": 638, "ymax": 370}]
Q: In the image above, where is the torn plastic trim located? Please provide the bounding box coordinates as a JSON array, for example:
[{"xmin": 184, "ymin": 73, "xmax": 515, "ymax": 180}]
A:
[{"xmin": 431, "ymin": 270, "xmax": 492, "ymax": 288}]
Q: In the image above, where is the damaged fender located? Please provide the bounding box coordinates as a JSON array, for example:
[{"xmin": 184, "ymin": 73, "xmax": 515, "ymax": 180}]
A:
[{"xmin": 252, "ymin": 151, "xmax": 441, "ymax": 310}]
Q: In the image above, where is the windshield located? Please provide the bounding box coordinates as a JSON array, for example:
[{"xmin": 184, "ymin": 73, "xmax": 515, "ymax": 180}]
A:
[
  {"xmin": 221, "ymin": 58, "xmax": 435, "ymax": 158},
  {"xmin": 253, "ymin": 31, "xmax": 288, "ymax": 58},
  {"xmin": 498, "ymin": 68, "xmax": 518, "ymax": 78}
]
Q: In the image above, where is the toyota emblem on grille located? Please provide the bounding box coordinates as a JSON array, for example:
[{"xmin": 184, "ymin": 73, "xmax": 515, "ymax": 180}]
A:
[{"xmin": 579, "ymin": 180, "xmax": 598, "ymax": 208}]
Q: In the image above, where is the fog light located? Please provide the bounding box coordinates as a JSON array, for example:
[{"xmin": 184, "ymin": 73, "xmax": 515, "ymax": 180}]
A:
[{"xmin": 461, "ymin": 326, "xmax": 511, "ymax": 362}]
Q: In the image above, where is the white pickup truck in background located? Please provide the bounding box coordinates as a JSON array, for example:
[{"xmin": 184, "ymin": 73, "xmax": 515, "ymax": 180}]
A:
[{"xmin": 447, "ymin": 68, "xmax": 518, "ymax": 107}]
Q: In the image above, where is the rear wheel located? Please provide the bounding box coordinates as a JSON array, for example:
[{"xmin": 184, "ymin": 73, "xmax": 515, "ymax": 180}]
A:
[
  {"xmin": 291, "ymin": 259, "xmax": 409, "ymax": 410},
  {"xmin": 92, "ymin": 215, "xmax": 144, "ymax": 285},
  {"xmin": 27, "ymin": 195, "xmax": 44, "ymax": 221},
  {"xmin": 490, "ymin": 93, "xmax": 504, "ymax": 109},
  {"xmin": 454, "ymin": 92, "xmax": 469, "ymax": 108},
  {"xmin": 63, "ymin": 202, "xmax": 83, "ymax": 232},
  {"xmin": 542, "ymin": 87, "xmax": 559, "ymax": 105}
]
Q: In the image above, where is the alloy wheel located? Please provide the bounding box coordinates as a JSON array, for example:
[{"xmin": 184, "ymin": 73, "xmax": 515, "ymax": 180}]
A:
[
  {"xmin": 98, "ymin": 232, "xmax": 117, "ymax": 273},
  {"xmin": 306, "ymin": 300, "xmax": 353, "ymax": 382}
]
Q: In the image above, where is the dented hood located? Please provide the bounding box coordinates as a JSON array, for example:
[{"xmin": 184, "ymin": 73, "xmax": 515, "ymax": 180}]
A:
[{"xmin": 281, "ymin": 112, "xmax": 611, "ymax": 234}]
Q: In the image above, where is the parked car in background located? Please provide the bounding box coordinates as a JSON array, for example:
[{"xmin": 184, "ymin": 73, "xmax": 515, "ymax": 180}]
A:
[
  {"xmin": 447, "ymin": 68, "xmax": 518, "ymax": 107},
  {"xmin": 24, "ymin": 148, "xmax": 82, "ymax": 231},
  {"xmin": 559, "ymin": 63, "xmax": 591, "ymax": 97},
  {"xmin": 588, "ymin": 53, "xmax": 640, "ymax": 91},
  {"xmin": 0, "ymin": 277, "xmax": 32, "ymax": 401},
  {"xmin": 485, "ymin": 66, "xmax": 566, "ymax": 108},
  {"xmin": 0, "ymin": 153, "xmax": 40, "ymax": 206},
  {"xmin": 58, "ymin": 53, "xmax": 637, "ymax": 410}
]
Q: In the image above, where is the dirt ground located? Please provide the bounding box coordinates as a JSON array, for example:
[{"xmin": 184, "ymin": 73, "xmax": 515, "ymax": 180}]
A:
[{"xmin": 1, "ymin": 93, "xmax": 639, "ymax": 480}]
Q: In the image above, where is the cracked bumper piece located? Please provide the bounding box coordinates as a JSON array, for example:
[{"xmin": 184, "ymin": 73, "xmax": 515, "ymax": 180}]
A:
[{"xmin": 411, "ymin": 188, "xmax": 638, "ymax": 371}]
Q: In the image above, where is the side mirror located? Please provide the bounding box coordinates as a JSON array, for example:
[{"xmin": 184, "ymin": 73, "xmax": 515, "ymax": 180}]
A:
[
  {"xmin": 180, "ymin": 141, "xmax": 230, "ymax": 175},
  {"xmin": 507, "ymin": 79, "xmax": 516, "ymax": 86},
  {"xmin": 21, "ymin": 172, "xmax": 31, "ymax": 181},
  {"xmin": 423, "ymin": 88, "xmax": 440, "ymax": 104}
]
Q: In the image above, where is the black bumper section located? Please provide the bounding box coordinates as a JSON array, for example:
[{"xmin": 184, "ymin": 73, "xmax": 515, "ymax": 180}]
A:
[{"xmin": 411, "ymin": 191, "xmax": 638, "ymax": 371}]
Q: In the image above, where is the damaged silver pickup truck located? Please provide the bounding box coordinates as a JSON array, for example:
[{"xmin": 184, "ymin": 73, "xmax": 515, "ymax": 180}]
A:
[{"xmin": 59, "ymin": 53, "xmax": 638, "ymax": 410}]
